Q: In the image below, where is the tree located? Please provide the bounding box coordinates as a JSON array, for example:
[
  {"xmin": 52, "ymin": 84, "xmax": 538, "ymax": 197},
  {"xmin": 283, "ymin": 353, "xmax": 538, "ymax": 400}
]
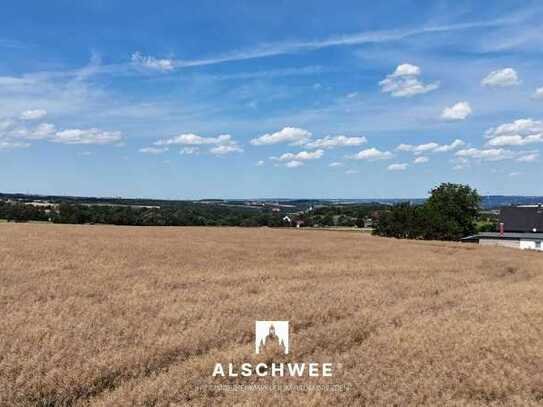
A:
[
  {"xmin": 373, "ymin": 183, "xmax": 480, "ymax": 241},
  {"xmin": 423, "ymin": 183, "xmax": 480, "ymax": 240},
  {"xmin": 373, "ymin": 203, "xmax": 422, "ymax": 239}
]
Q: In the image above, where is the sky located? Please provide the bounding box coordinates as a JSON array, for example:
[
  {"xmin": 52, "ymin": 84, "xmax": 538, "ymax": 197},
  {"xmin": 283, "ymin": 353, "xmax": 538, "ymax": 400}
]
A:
[{"xmin": 0, "ymin": 0, "xmax": 542, "ymax": 199}]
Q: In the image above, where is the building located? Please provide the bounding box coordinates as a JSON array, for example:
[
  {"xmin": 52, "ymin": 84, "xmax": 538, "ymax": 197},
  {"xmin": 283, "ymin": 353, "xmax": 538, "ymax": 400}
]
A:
[
  {"xmin": 461, "ymin": 205, "xmax": 543, "ymax": 251},
  {"xmin": 462, "ymin": 232, "xmax": 543, "ymax": 250},
  {"xmin": 499, "ymin": 205, "xmax": 543, "ymax": 232}
]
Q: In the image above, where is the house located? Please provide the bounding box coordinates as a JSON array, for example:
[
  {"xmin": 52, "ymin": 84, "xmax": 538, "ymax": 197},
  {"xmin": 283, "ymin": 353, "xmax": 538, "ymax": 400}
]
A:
[
  {"xmin": 461, "ymin": 232, "xmax": 543, "ymax": 250},
  {"xmin": 499, "ymin": 205, "xmax": 543, "ymax": 232},
  {"xmin": 461, "ymin": 205, "xmax": 543, "ymax": 251}
]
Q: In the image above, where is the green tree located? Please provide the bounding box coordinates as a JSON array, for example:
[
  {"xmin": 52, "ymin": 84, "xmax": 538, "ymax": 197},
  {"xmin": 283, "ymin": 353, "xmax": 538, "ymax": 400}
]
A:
[{"xmin": 422, "ymin": 183, "xmax": 480, "ymax": 240}]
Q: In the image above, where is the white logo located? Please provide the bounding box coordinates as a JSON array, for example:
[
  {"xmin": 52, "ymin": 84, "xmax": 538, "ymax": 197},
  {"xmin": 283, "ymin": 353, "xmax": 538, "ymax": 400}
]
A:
[
  {"xmin": 255, "ymin": 321, "xmax": 289, "ymax": 354},
  {"xmin": 211, "ymin": 320, "xmax": 334, "ymax": 378}
]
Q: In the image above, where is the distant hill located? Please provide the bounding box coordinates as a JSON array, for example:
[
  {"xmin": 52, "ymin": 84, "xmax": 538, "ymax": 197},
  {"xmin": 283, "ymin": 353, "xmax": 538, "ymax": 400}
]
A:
[
  {"xmin": 481, "ymin": 196, "xmax": 543, "ymax": 209},
  {"xmin": 1, "ymin": 192, "xmax": 542, "ymax": 210}
]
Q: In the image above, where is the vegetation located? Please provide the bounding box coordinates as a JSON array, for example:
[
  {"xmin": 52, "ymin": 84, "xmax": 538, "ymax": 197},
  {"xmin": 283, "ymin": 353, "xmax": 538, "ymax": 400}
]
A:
[
  {"xmin": 0, "ymin": 198, "xmax": 385, "ymax": 229},
  {"xmin": 374, "ymin": 183, "xmax": 481, "ymax": 241},
  {"xmin": 1, "ymin": 224, "xmax": 542, "ymax": 405},
  {"xmin": 0, "ymin": 200, "xmax": 288, "ymax": 227}
]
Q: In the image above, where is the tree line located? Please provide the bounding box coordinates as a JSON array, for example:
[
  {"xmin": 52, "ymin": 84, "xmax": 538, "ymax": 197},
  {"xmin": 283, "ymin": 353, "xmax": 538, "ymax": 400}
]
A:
[
  {"xmin": 373, "ymin": 183, "xmax": 483, "ymax": 241},
  {"xmin": 1, "ymin": 183, "xmax": 490, "ymax": 241},
  {"xmin": 0, "ymin": 201, "xmax": 292, "ymax": 227}
]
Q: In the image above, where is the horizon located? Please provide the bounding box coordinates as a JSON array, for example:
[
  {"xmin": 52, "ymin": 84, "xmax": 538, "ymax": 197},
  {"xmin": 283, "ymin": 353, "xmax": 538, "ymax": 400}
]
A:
[
  {"xmin": 2, "ymin": 189, "xmax": 543, "ymax": 203},
  {"xmin": 1, "ymin": 1, "xmax": 542, "ymax": 198}
]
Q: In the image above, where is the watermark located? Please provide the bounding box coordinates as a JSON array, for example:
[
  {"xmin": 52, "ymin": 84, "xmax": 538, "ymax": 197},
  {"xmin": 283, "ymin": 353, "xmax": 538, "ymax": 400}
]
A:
[
  {"xmin": 211, "ymin": 320, "xmax": 336, "ymax": 378},
  {"xmin": 255, "ymin": 321, "xmax": 289, "ymax": 354},
  {"xmin": 197, "ymin": 383, "xmax": 352, "ymax": 393}
]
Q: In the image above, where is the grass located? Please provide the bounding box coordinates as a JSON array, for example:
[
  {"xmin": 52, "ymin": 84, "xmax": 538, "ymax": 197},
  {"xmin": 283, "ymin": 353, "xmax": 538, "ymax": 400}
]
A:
[{"xmin": 1, "ymin": 224, "xmax": 543, "ymax": 406}]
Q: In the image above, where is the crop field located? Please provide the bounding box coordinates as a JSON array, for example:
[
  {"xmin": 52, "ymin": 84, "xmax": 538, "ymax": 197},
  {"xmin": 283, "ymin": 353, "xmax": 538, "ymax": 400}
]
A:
[{"xmin": 1, "ymin": 224, "xmax": 543, "ymax": 406}]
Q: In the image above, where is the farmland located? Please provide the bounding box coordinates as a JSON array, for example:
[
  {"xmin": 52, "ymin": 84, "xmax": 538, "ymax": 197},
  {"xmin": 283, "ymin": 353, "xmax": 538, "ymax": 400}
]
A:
[{"xmin": 1, "ymin": 224, "xmax": 543, "ymax": 406}]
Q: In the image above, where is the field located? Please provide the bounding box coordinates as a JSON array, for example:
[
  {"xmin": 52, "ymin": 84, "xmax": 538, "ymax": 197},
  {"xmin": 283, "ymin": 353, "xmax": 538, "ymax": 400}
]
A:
[{"xmin": 1, "ymin": 224, "xmax": 543, "ymax": 406}]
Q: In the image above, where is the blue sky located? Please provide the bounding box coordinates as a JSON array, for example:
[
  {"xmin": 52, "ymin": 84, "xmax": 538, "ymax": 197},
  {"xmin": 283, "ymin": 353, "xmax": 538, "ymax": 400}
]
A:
[{"xmin": 1, "ymin": 1, "xmax": 542, "ymax": 199}]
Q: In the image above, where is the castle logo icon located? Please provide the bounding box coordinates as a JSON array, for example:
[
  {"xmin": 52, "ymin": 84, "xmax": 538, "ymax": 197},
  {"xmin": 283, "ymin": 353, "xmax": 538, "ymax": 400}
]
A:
[{"xmin": 255, "ymin": 321, "xmax": 289, "ymax": 354}]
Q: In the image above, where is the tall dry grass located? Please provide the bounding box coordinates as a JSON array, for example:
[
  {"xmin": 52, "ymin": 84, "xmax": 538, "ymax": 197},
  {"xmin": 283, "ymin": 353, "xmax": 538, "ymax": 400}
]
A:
[{"xmin": 1, "ymin": 224, "xmax": 543, "ymax": 406}]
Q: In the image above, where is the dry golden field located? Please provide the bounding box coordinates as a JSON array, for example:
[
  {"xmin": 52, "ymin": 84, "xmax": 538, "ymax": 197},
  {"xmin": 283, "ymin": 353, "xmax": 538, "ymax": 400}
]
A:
[{"xmin": 1, "ymin": 224, "xmax": 543, "ymax": 406}]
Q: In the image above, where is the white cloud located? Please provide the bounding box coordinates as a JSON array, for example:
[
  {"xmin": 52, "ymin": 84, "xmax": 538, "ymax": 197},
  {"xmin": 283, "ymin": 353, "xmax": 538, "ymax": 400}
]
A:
[
  {"xmin": 391, "ymin": 63, "xmax": 421, "ymax": 77},
  {"xmin": 273, "ymin": 149, "xmax": 324, "ymax": 162},
  {"xmin": 486, "ymin": 119, "xmax": 543, "ymax": 137},
  {"xmin": 256, "ymin": 160, "xmax": 264, "ymax": 166},
  {"xmin": 534, "ymin": 87, "xmax": 543, "ymax": 99},
  {"xmin": 396, "ymin": 143, "xmax": 413, "ymax": 152},
  {"xmin": 379, "ymin": 64, "xmax": 439, "ymax": 97},
  {"xmin": 345, "ymin": 169, "xmax": 359, "ymax": 175},
  {"xmin": 139, "ymin": 146, "xmax": 168, "ymax": 154},
  {"xmin": 285, "ymin": 160, "xmax": 303, "ymax": 168},
  {"xmin": 413, "ymin": 156, "xmax": 429, "ymax": 164},
  {"xmin": 156, "ymin": 133, "xmax": 232, "ymax": 146},
  {"xmin": 31, "ymin": 123, "xmax": 56, "ymax": 139},
  {"xmin": 487, "ymin": 134, "xmax": 543, "ymax": 146},
  {"xmin": 155, "ymin": 133, "xmax": 242, "ymax": 155},
  {"xmin": 455, "ymin": 148, "xmax": 513, "ymax": 161},
  {"xmin": 441, "ymin": 101, "xmax": 472, "ymax": 120},
  {"xmin": 210, "ymin": 144, "xmax": 243, "ymax": 155},
  {"xmin": 120, "ymin": 19, "xmax": 513, "ymax": 71},
  {"xmin": 517, "ymin": 153, "xmax": 538, "ymax": 162},
  {"xmin": 509, "ymin": 172, "xmax": 521, "ymax": 177},
  {"xmin": 0, "ymin": 140, "xmax": 31, "ymax": 150},
  {"xmin": 329, "ymin": 162, "xmax": 343, "ymax": 167},
  {"xmin": 180, "ymin": 147, "xmax": 199, "ymax": 155},
  {"xmin": 305, "ymin": 135, "xmax": 367, "ymax": 149},
  {"xmin": 52, "ymin": 128, "xmax": 123, "ymax": 144},
  {"xmin": 397, "ymin": 139, "xmax": 464, "ymax": 154},
  {"xmin": 412, "ymin": 142, "xmax": 439, "ymax": 154},
  {"xmin": 387, "ymin": 163, "xmax": 408, "ymax": 171},
  {"xmin": 433, "ymin": 139, "xmax": 465, "ymax": 152},
  {"xmin": 250, "ymin": 127, "xmax": 311, "ymax": 146},
  {"xmin": 481, "ymin": 68, "xmax": 520, "ymax": 87},
  {"xmin": 131, "ymin": 52, "xmax": 174, "ymax": 72},
  {"xmin": 20, "ymin": 109, "xmax": 47, "ymax": 120},
  {"xmin": 348, "ymin": 147, "xmax": 393, "ymax": 161},
  {"xmin": 485, "ymin": 119, "xmax": 543, "ymax": 146}
]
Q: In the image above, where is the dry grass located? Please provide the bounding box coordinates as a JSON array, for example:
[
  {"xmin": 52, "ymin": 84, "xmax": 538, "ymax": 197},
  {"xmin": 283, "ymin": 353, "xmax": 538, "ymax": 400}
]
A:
[{"xmin": 1, "ymin": 224, "xmax": 543, "ymax": 406}]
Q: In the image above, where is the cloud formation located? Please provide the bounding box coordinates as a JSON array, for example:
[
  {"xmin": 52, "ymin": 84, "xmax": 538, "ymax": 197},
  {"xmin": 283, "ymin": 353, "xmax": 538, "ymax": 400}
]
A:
[
  {"xmin": 52, "ymin": 128, "xmax": 123, "ymax": 144},
  {"xmin": 413, "ymin": 156, "xmax": 429, "ymax": 164},
  {"xmin": 481, "ymin": 68, "xmax": 520, "ymax": 87},
  {"xmin": 272, "ymin": 149, "xmax": 324, "ymax": 162},
  {"xmin": 210, "ymin": 144, "xmax": 243, "ymax": 155},
  {"xmin": 441, "ymin": 102, "xmax": 472, "ymax": 120},
  {"xmin": 397, "ymin": 139, "xmax": 464, "ymax": 154},
  {"xmin": 154, "ymin": 133, "xmax": 242, "ymax": 155},
  {"xmin": 387, "ymin": 163, "xmax": 408, "ymax": 171},
  {"xmin": 379, "ymin": 64, "xmax": 439, "ymax": 97},
  {"xmin": 348, "ymin": 148, "xmax": 393, "ymax": 160},
  {"xmin": 250, "ymin": 127, "xmax": 311, "ymax": 146},
  {"xmin": 485, "ymin": 119, "xmax": 543, "ymax": 146},
  {"xmin": 128, "ymin": 18, "xmax": 515, "ymax": 71},
  {"xmin": 455, "ymin": 147, "xmax": 514, "ymax": 161},
  {"xmin": 285, "ymin": 160, "xmax": 303, "ymax": 168},
  {"xmin": 139, "ymin": 147, "xmax": 168, "ymax": 154},
  {"xmin": 20, "ymin": 109, "xmax": 47, "ymax": 120},
  {"xmin": 305, "ymin": 135, "xmax": 367, "ymax": 149},
  {"xmin": 0, "ymin": 140, "xmax": 30, "ymax": 150},
  {"xmin": 131, "ymin": 52, "xmax": 175, "ymax": 72}
]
